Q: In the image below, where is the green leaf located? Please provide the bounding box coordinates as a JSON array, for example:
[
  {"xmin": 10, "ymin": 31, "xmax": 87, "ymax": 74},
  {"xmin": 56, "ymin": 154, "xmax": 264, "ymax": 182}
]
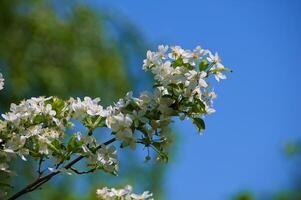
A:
[
  {"xmin": 48, "ymin": 143, "xmax": 60, "ymax": 155},
  {"xmin": 49, "ymin": 139, "xmax": 66, "ymax": 156},
  {"xmin": 158, "ymin": 152, "xmax": 169, "ymax": 163},
  {"xmin": 29, "ymin": 150, "xmax": 41, "ymax": 158},
  {"xmin": 152, "ymin": 141, "xmax": 169, "ymax": 163},
  {"xmin": 188, "ymin": 99, "xmax": 206, "ymax": 114},
  {"xmin": 51, "ymin": 98, "xmax": 65, "ymax": 113},
  {"xmin": 210, "ymin": 67, "xmax": 233, "ymax": 73},
  {"xmin": 171, "ymin": 58, "xmax": 183, "ymax": 68},
  {"xmin": 192, "ymin": 118, "xmax": 206, "ymax": 132},
  {"xmin": 67, "ymin": 134, "xmax": 78, "ymax": 152},
  {"xmin": 33, "ymin": 115, "xmax": 44, "ymax": 124},
  {"xmin": 168, "ymin": 83, "xmax": 180, "ymax": 89},
  {"xmin": 199, "ymin": 59, "xmax": 209, "ymax": 71}
]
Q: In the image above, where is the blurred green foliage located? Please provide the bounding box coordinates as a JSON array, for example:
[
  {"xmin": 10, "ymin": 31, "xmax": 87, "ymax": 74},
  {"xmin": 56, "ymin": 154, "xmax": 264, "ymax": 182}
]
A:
[
  {"xmin": 285, "ymin": 142, "xmax": 301, "ymax": 156},
  {"xmin": 0, "ymin": 0, "xmax": 132, "ymax": 108},
  {"xmin": 233, "ymin": 192, "xmax": 253, "ymax": 200},
  {"xmin": 0, "ymin": 0, "xmax": 167, "ymax": 199}
]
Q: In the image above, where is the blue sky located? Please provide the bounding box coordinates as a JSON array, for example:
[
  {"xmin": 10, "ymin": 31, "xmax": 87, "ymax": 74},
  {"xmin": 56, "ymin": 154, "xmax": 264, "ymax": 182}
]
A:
[{"xmin": 91, "ymin": 0, "xmax": 301, "ymax": 199}]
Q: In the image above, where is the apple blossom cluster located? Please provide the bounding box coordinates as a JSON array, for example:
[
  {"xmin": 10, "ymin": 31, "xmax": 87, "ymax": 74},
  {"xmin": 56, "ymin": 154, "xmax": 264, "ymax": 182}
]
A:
[
  {"xmin": 0, "ymin": 45, "xmax": 230, "ymax": 198},
  {"xmin": 96, "ymin": 185, "xmax": 153, "ymax": 200},
  {"xmin": 143, "ymin": 45, "xmax": 230, "ymax": 115},
  {"xmin": 0, "ymin": 97, "xmax": 119, "ymax": 175},
  {"xmin": 0, "ymin": 73, "xmax": 4, "ymax": 90}
]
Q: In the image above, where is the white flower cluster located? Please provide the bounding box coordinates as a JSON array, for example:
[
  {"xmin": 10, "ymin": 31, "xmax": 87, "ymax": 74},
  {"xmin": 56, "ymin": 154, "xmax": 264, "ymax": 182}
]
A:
[
  {"xmin": 0, "ymin": 45, "xmax": 230, "ymax": 196},
  {"xmin": 0, "ymin": 96, "xmax": 115, "ymax": 174},
  {"xmin": 0, "ymin": 97, "xmax": 67, "ymax": 165},
  {"xmin": 106, "ymin": 112, "xmax": 135, "ymax": 148},
  {"xmin": 143, "ymin": 45, "xmax": 230, "ymax": 115},
  {"xmin": 96, "ymin": 185, "xmax": 153, "ymax": 200},
  {"xmin": 69, "ymin": 97, "xmax": 108, "ymax": 119},
  {"xmin": 2, "ymin": 97, "xmax": 59, "ymax": 126},
  {"xmin": 143, "ymin": 45, "xmax": 228, "ymax": 81},
  {"xmin": 0, "ymin": 73, "xmax": 4, "ymax": 90},
  {"xmin": 84, "ymin": 137, "xmax": 119, "ymax": 174}
]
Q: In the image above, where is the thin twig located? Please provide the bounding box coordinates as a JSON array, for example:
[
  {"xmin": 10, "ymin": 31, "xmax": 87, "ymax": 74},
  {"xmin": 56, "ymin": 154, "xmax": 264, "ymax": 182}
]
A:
[
  {"xmin": 70, "ymin": 167, "xmax": 95, "ymax": 174},
  {"xmin": 7, "ymin": 138, "xmax": 116, "ymax": 200},
  {"xmin": 55, "ymin": 160, "xmax": 64, "ymax": 169},
  {"xmin": 37, "ymin": 158, "xmax": 44, "ymax": 177}
]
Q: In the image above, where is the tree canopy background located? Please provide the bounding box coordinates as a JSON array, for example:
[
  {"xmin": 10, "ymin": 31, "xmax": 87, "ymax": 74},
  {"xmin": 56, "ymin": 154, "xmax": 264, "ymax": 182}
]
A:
[{"xmin": 0, "ymin": 0, "xmax": 167, "ymax": 199}]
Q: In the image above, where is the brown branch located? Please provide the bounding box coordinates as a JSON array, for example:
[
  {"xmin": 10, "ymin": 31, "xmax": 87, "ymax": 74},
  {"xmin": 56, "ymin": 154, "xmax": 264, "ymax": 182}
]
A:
[
  {"xmin": 70, "ymin": 167, "xmax": 95, "ymax": 174},
  {"xmin": 37, "ymin": 158, "xmax": 44, "ymax": 177},
  {"xmin": 7, "ymin": 138, "xmax": 116, "ymax": 200},
  {"xmin": 55, "ymin": 159, "xmax": 64, "ymax": 169}
]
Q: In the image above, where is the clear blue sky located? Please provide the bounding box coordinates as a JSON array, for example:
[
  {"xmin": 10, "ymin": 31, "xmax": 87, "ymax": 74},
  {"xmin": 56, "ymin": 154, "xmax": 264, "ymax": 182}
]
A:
[{"xmin": 92, "ymin": 0, "xmax": 301, "ymax": 199}]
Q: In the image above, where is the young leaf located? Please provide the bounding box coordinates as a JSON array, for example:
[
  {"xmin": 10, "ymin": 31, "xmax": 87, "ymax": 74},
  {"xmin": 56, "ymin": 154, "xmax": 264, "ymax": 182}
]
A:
[
  {"xmin": 192, "ymin": 118, "xmax": 206, "ymax": 132},
  {"xmin": 199, "ymin": 59, "xmax": 209, "ymax": 71}
]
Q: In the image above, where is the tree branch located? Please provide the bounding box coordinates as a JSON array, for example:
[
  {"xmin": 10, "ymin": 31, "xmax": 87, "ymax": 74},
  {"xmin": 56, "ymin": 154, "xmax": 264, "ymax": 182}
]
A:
[
  {"xmin": 7, "ymin": 138, "xmax": 116, "ymax": 200},
  {"xmin": 70, "ymin": 167, "xmax": 95, "ymax": 174},
  {"xmin": 37, "ymin": 158, "xmax": 44, "ymax": 177}
]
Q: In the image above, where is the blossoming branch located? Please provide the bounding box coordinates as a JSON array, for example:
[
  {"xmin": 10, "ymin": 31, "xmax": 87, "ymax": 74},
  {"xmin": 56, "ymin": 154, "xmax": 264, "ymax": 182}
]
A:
[{"xmin": 0, "ymin": 45, "xmax": 230, "ymax": 199}]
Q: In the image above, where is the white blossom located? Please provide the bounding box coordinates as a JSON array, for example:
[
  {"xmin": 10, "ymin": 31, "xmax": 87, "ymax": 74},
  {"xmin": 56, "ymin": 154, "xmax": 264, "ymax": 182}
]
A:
[
  {"xmin": 69, "ymin": 97, "xmax": 107, "ymax": 118},
  {"xmin": 131, "ymin": 191, "xmax": 153, "ymax": 200},
  {"xmin": 0, "ymin": 73, "xmax": 4, "ymax": 90},
  {"xmin": 198, "ymin": 71, "xmax": 208, "ymax": 88},
  {"xmin": 88, "ymin": 145, "xmax": 119, "ymax": 173},
  {"xmin": 207, "ymin": 52, "xmax": 221, "ymax": 64},
  {"xmin": 96, "ymin": 185, "xmax": 153, "ymax": 200},
  {"xmin": 192, "ymin": 46, "xmax": 207, "ymax": 59},
  {"xmin": 106, "ymin": 113, "xmax": 133, "ymax": 135},
  {"xmin": 214, "ymin": 62, "xmax": 227, "ymax": 82},
  {"xmin": 157, "ymin": 45, "xmax": 168, "ymax": 59},
  {"xmin": 130, "ymin": 110, "xmax": 148, "ymax": 127},
  {"xmin": 143, "ymin": 51, "xmax": 161, "ymax": 70},
  {"xmin": 106, "ymin": 113, "xmax": 136, "ymax": 149},
  {"xmin": 168, "ymin": 45, "xmax": 185, "ymax": 60},
  {"xmin": 207, "ymin": 52, "xmax": 227, "ymax": 81}
]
